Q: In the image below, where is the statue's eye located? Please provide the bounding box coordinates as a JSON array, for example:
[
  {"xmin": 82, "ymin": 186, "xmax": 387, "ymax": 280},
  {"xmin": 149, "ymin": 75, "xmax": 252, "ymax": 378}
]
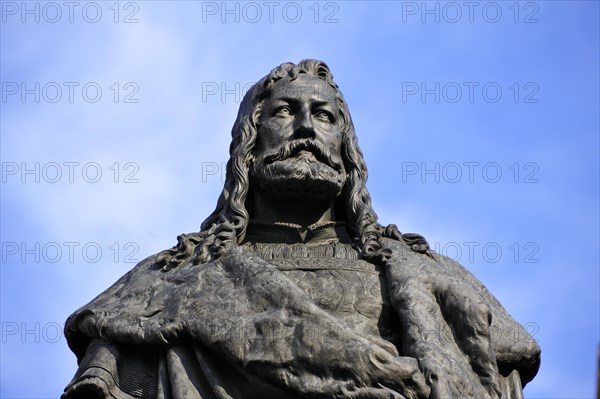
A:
[
  {"xmin": 315, "ymin": 111, "xmax": 333, "ymax": 123},
  {"xmin": 274, "ymin": 106, "xmax": 292, "ymax": 116}
]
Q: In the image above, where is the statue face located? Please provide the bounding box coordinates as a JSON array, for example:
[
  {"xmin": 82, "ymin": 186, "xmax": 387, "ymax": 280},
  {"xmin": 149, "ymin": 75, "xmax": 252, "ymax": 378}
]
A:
[{"xmin": 250, "ymin": 75, "xmax": 347, "ymax": 200}]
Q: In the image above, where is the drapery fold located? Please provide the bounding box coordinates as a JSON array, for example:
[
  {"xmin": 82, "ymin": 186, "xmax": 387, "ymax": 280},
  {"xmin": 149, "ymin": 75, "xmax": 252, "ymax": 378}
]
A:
[{"xmin": 63, "ymin": 239, "xmax": 539, "ymax": 398}]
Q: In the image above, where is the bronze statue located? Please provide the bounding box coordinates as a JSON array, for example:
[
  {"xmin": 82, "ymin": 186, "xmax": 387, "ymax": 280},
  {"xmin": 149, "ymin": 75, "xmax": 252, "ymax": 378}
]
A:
[{"xmin": 63, "ymin": 60, "xmax": 540, "ymax": 399}]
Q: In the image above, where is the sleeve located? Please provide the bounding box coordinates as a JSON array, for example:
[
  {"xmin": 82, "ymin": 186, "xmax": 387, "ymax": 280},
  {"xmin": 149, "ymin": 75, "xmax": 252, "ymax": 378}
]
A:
[{"xmin": 62, "ymin": 338, "xmax": 161, "ymax": 399}]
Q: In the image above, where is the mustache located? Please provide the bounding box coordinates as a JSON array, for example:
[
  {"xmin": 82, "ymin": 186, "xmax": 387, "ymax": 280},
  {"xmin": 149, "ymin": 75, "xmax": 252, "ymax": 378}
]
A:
[{"xmin": 262, "ymin": 139, "xmax": 344, "ymax": 172}]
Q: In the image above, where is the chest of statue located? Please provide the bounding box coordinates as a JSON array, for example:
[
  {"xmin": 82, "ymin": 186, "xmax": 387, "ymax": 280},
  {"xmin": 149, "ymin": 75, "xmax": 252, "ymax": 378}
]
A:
[{"xmin": 247, "ymin": 242, "xmax": 402, "ymax": 348}]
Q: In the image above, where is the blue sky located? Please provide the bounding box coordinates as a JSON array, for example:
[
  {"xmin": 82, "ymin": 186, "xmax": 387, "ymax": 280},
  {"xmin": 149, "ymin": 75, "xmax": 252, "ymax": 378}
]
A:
[{"xmin": 1, "ymin": 1, "xmax": 598, "ymax": 398}]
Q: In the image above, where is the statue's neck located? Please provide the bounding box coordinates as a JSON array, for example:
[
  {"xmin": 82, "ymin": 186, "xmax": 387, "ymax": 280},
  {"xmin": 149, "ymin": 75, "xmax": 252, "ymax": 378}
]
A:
[
  {"xmin": 250, "ymin": 188, "xmax": 336, "ymax": 228},
  {"xmin": 243, "ymin": 220, "xmax": 353, "ymax": 245}
]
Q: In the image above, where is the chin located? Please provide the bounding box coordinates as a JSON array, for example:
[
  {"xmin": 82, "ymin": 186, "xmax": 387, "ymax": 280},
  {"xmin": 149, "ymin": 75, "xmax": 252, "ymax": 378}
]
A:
[{"xmin": 252, "ymin": 158, "xmax": 346, "ymax": 200}]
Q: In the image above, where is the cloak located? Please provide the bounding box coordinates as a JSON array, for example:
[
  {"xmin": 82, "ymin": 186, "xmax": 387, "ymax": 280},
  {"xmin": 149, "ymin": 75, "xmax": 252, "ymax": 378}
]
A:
[{"xmin": 62, "ymin": 234, "xmax": 540, "ymax": 399}]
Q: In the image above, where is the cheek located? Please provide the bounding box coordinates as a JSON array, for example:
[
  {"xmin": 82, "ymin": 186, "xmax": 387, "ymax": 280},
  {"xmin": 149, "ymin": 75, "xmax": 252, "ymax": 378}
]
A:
[
  {"xmin": 325, "ymin": 129, "xmax": 344, "ymax": 154},
  {"xmin": 261, "ymin": 119, "xmax": 292, "ymax": 143}
]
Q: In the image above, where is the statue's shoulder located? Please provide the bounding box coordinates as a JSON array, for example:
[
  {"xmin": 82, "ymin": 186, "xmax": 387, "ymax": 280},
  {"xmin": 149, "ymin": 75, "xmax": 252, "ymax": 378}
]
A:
[
  {"xmin": 380, "ymin": 225, "xmax": 473, "ymax": 277},
  {"xmin": 380, "ymin": 226, "xmax": 541, "ymax": 380},
  {"xmin": 64, "ymin": 233, "xmax": 224, "ymax": 356},
  {"xmin": 71, "ymin": 232, "xmax": 228, "ymax": 308},
  {"xmin": 381, "ymin": 229, "xmax": 492, "ymax": 293},
  {"xmin": 379, "ymin": 224, "xmax": 433, "ymax": 261}
]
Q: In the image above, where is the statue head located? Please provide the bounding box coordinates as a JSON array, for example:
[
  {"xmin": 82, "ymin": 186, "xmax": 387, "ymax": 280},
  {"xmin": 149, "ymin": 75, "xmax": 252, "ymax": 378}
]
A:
[
  {"xmin": 159, "ymin": 60, "xmax": 388, "ymax": 268},
  {"xmin": 249, "ymin": 72, "xmax": 347, "ymax": 201}
]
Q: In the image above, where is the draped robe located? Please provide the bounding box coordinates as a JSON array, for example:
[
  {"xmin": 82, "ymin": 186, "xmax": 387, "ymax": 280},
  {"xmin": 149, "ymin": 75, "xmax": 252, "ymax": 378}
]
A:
[{"xmin": 62, "ymin": 223, "xmax": 540, "ymax": 398}]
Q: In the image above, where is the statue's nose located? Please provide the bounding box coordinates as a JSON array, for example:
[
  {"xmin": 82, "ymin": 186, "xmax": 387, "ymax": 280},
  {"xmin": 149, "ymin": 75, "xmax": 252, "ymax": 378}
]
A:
[{"xmin": 293, "ymin": 110, "xmax": 316, "ymax": 139}]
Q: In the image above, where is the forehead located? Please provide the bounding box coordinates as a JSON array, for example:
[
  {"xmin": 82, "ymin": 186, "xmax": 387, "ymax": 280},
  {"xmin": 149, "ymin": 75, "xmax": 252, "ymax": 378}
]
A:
[{"xmin": 267, "ymin": 75, "xmax": 338, "ymax": 105}]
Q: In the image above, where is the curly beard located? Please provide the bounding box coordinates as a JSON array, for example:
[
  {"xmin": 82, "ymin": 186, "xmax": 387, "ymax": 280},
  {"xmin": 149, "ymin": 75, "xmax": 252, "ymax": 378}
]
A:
[{"xmin": 250, "ymin": 140, "xmax": 346, "ymax": 200}]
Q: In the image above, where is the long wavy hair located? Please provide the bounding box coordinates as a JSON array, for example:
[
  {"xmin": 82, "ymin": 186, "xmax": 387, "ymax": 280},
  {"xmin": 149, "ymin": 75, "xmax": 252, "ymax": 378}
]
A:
[{"xmin": 157, "ymin": 60, "xmax": 421, "ymax": 270}]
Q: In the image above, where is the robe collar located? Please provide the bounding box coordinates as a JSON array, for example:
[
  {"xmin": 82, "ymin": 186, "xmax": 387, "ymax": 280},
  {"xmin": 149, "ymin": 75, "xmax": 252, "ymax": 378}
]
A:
[{"xmin": 244, "ymin": 220, "xmax": 354, "ymax": 244}]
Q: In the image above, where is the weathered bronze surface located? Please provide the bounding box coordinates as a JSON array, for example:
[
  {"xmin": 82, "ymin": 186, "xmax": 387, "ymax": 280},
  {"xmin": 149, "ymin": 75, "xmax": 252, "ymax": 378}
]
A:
[{"xmin": 63, "ymin": 60, "xmax": 540, "ymax": 399}]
